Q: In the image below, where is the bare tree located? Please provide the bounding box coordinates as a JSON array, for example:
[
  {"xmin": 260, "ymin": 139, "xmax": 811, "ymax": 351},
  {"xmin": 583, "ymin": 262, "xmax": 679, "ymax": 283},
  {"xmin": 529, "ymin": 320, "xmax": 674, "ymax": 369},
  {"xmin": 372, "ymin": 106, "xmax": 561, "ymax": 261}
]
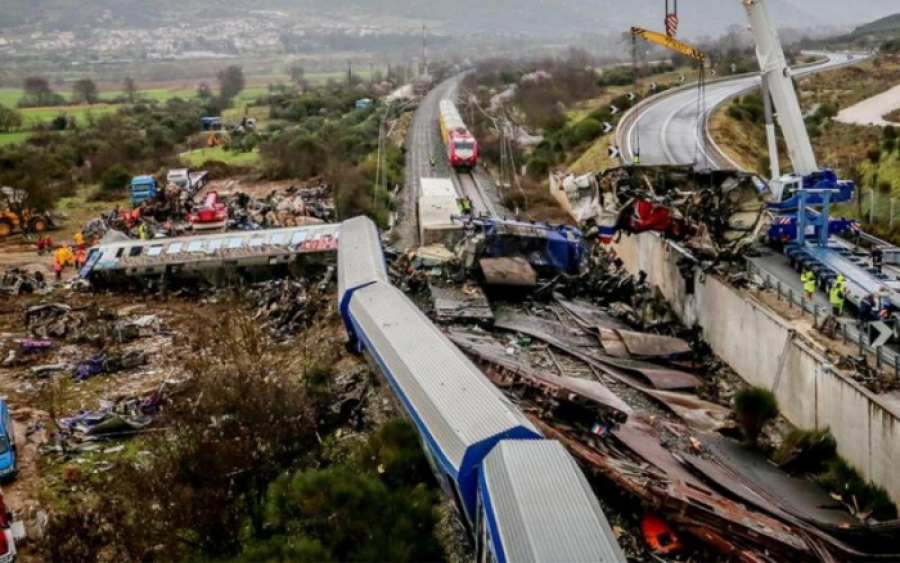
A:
[
  {"xmin": 72, "ymin": 78, "xmax": 99, "ymax": 105},
  {"xmin": 216, "ymin": 65, "xmax": 245, "ymax": 100},
  {"xmin": 22, "ymin": 76, "xmax": 54, "ymax": 106},
  {"xmin": 122, "ymin": 75, "xmax": 138, "ymax": 104},
  {"xmin": 196, "ymin": 81, "xmax": 212, "ymax": 99}
]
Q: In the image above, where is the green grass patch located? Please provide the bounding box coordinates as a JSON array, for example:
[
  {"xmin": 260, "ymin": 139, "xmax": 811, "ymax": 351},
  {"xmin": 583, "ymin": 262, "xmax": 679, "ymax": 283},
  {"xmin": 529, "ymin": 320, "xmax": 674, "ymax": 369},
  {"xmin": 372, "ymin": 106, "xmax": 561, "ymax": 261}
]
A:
[
  {"xmin": 19, "ymin": 104, "xmax": 118, "ymax": 127},
  {"xmin": 0, "ymin": 131, "xmax": 30, "ymax": 146},
  {"xmin": 55, "ymin": 184, "xmax": 128, "ymax": 239},
  {"xmin": 180, "ymin": 146, "xmax": 260, "ymax": 168},
  {"xmin": 0, "ymin": 88, "xmax": 22, "ymax": 107}
]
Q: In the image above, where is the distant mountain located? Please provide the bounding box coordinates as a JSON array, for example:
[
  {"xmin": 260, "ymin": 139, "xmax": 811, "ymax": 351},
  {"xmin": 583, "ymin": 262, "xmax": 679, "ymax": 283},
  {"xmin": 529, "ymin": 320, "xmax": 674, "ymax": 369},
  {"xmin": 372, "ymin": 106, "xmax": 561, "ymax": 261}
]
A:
[
  {"xmin": 854, "ymin": 13, "xmax": 900, "ymax": 35},
  {"xmin": 1, "ymin": 0, "xmax": 897, "ymax": 39}
]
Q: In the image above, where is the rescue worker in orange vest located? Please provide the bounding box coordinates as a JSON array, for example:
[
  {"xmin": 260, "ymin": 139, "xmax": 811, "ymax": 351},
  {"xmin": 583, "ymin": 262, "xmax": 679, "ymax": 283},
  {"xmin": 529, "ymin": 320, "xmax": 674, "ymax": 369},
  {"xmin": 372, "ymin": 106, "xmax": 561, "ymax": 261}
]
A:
[
  {"xmin": 74, "ymin": 231, "xmax": 85, "ymax": 252},
  {"xmin": 74, "ymin": 247, "xmax": 86, "ymax": 270}
]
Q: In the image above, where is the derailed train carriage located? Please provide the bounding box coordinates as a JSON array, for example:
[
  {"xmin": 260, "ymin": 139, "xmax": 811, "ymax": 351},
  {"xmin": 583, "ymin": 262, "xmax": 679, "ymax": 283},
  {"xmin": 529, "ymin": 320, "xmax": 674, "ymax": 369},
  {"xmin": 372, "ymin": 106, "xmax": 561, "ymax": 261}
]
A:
[
  {"xmin": 337, "ymin": 216, "xmax": 626, "ymax": 562},
  {"xmin": 80, "ymin": 224, "xmax": 340, "ymax": 288}
]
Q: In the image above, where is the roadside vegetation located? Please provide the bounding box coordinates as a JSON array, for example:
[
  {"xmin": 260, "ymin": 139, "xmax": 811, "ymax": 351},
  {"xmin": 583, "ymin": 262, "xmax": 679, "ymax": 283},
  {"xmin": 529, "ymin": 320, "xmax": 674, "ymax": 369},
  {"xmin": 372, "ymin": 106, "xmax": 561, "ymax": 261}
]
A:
[
  {"xmin": 0, "ymin": 64, "xmax": 401, "ymax": 229},
  {"xmin": 38, "ymin": 309, "xmax": 444, "ymax": 561}
]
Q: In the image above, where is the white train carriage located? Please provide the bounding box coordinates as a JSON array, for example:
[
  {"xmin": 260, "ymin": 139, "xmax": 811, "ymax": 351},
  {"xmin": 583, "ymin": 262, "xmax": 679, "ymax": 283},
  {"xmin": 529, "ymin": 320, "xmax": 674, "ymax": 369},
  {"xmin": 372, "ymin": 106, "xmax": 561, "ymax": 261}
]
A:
[
  {"xmin": 478, "ymin": 440, "xmax": 627, "ymax": 563},
  {"xmin": 81, "ymin": 224, "xmax": 339, "ymax": 282},
  {"xmin": 345, "ymin": 282, "xmax": 542, "ymax": 527}
]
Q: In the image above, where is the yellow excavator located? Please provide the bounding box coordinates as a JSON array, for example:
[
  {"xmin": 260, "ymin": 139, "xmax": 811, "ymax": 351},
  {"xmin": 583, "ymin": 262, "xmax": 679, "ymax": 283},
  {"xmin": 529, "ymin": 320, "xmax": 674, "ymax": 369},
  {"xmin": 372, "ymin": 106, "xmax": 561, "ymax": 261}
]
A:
[{"xmin": 0, "ymin": 187, "xmax": 55, "ymax": 237}]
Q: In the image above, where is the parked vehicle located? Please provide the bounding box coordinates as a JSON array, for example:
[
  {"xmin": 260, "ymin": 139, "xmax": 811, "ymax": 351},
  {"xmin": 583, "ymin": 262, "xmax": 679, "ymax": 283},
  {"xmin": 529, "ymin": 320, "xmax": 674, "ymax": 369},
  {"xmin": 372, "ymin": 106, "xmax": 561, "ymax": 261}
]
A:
[
  {"xmin": 0, "ymin": 187, "xmax": 56, "ymax": 238},
  {"xmin": 0, "ymin": 401, "xmax": 17, "ymax": 482},
  {"xmin": 129, "ymin": 175, "xmax": 158, "ymax": 207}
]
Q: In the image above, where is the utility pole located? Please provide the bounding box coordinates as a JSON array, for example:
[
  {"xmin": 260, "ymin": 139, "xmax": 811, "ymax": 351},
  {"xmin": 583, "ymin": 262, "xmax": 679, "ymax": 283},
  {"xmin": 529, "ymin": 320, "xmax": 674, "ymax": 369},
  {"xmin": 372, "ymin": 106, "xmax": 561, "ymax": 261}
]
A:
[
  {"xmin": 347, "ymin": 59, "xmax": 352, "ymax": 89},
  {"xmin": 422, "ymin": 22, "xmax": 428, "ymax": 76}
]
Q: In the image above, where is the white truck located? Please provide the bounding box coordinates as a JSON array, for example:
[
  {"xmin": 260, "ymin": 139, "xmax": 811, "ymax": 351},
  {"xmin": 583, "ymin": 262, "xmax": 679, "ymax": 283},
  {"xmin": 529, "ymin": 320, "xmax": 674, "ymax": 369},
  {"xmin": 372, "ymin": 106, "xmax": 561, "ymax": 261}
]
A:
[{"xmin": 166, "ymin": 168, "xmax": 209, "ymax": 197}]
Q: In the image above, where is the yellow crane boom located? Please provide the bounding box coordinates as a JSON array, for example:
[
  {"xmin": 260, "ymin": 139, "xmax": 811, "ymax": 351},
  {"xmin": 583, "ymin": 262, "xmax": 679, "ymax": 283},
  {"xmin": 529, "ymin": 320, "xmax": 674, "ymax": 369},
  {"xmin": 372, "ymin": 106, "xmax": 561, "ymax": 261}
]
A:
[{"xmin": 630, "ymin": 26, "xmax": 705, "ymax": 62}]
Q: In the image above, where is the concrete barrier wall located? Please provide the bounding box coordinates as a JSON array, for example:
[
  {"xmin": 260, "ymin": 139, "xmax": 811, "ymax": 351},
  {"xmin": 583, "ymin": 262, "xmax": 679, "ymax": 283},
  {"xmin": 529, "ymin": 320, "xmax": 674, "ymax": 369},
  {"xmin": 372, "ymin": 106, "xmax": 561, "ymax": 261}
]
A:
[{"xmin": 614, "ymin": 232, "xmax": 900, "ymax": 505}]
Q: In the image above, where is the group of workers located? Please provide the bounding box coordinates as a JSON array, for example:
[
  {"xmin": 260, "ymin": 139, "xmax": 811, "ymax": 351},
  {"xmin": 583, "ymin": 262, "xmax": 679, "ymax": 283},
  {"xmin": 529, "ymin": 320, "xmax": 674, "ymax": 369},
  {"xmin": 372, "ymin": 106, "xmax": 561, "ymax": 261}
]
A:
[
  {"xmin": 801, "ymin": 256, "xmax": 891, "ymax": 328},
  {"xmin": 49, "ymin": 230, "xmax": 89, "ymax": 282}
]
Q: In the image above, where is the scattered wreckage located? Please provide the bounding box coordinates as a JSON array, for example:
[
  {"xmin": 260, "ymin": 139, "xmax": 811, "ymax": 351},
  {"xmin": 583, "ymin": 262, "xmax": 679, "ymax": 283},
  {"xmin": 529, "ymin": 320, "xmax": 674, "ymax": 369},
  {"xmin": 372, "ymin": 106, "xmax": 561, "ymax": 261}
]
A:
[
  {"xmin": 0, "ymin": 269, "xmax": 48, "ymax": 296},
  {"xmin": 550, "ymin": 164, "xmax": 770, "ymax": 261}
]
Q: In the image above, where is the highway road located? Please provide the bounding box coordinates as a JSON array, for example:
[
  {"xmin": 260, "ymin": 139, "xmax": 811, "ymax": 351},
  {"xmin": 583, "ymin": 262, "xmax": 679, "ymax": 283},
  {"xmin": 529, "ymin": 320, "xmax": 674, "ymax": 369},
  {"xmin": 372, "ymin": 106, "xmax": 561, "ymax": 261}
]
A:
[{"xmin": 620, "ymin": 53, "xmax": 870, "ymax": 168}]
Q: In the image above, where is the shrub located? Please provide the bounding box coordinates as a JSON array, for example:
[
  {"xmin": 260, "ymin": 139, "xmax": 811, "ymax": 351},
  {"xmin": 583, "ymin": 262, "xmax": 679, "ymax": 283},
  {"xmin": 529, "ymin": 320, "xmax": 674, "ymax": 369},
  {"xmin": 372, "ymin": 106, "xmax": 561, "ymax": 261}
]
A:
[
  {"xmin": 571, "ymin": 118, "xmax": 603, "ymax": 145},
  {"xmin": 733, "ymin": 386, "xmax": 779, "ymax": 447},
  {"xmin": 773, "ymin": 427, "xmax": 836, "ymax": 473},
  {"xmin": 99, "ymin": 163, "xmax": 131, "ymax": 194}
]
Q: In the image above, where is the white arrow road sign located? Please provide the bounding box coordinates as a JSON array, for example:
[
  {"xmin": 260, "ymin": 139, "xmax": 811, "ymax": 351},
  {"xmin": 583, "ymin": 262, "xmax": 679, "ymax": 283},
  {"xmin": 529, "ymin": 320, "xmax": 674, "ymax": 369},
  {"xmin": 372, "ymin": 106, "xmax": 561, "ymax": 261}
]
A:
[
  {"xmin": 871, "ymin": 320, "xmax": 892, "ymax": 347},
  {"xmin": 627, "ymin": 92, "xmax": 636, "ymax": 101},
  {"xmin": 610, "ymin": 104, "xmax": 619, "ymax": 115},
  {"xmin": 608, "ymin": 145, "xmax": 620, "ymax": 159},
  {"xmin": 602, "ymin": 121, "xmax": 613, "ymax": 133},
  {"xmin": 710, "ymin": 69, "xmax": 718, "ymax": 76},
  {"xmin": 678, "ymin": 74, "xmax": 685, "ymax": 83},
  {"xmin": 650, "ymin": 82, "xmax": 658, "ymax": 91}
]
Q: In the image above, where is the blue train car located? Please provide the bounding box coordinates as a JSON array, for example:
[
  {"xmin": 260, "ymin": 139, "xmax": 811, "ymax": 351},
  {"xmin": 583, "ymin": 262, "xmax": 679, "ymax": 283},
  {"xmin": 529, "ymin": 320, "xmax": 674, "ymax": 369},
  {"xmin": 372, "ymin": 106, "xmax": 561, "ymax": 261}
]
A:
[
  {"xmin": 478, "ymin": 440, "xmax": 626, "ymax": 563},
  {"xmin": 346, "ymin": 282, "xmax": 542, "ymax": 526}
]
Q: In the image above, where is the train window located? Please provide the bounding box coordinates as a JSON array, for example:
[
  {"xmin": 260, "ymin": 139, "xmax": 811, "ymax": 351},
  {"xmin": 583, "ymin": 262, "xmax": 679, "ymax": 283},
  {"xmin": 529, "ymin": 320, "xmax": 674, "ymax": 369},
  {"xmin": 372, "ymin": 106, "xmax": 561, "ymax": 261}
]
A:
[
  {"xmin": 147, "ymin": 245, "xmax": 164, "ymax": 257},
  {"xmin": 208, "ymin": 239, "xmax": 224, "ymax": 251},
  {"xmin": 128, "ymin": 246, "xmax": 143, "ymax": 257},
  {"xmin": 166, "ymin": 242, "xmax": 184, "ymax": 254},
  {"xmin": 227, "ymin": 237, "xmax": 244, "ymax": 249},
  {"xmin": 456, "ymin": 141, "xmax": 475, "ymax": 151},
  {"xmin": 186, "ymin": 241, "xmax": 204, "ymax": 252},
  {"xmin": 270, "ymin": 233, "xmax": 286, "ymax": 245},
  {"xmin": 249, "ymin": 235, "xmax": 266, "ymax": 247},
  {"xmin": 291, "ymin": 231, "xmax": 308, "ymax": 245},
  {"xmin": 115, "ymin": 248, "xmax": 125, "ymax": 258}
]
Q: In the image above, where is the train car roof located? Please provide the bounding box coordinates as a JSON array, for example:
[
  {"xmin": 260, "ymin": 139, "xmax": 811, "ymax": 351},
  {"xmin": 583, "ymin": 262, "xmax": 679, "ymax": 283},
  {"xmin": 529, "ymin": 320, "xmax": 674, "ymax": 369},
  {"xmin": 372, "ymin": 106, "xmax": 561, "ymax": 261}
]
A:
[
  {"xmin": 480, "ymin": 440, "xmax": 627, "ymax": 563},
  {"xmin": 337, "ymin": 216, "xmax": 388, "ymax": 311},
  {"xmin": 85, "ymin": 224, "xmax": 339, "ymax": 274},
  {"xmin": 347, "ymin": 283, "xmax": 540, "ymax": 472}
]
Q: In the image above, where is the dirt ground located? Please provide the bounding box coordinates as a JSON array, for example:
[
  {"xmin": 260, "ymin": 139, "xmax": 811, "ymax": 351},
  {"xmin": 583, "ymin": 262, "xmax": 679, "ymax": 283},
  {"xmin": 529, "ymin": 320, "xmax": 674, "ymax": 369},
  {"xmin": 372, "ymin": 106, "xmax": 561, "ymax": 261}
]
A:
[{"xmin": 0, "ymin": 175, "xmax": 277, "ymax": 558}]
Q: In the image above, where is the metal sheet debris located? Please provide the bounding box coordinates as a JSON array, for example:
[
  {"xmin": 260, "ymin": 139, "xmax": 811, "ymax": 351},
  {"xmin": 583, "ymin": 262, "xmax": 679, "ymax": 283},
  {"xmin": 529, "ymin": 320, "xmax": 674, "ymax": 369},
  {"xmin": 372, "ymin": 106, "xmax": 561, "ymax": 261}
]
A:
[
  {"xmin": 447, "ymin": 331, "xmax": 631, "ymax": 422},
  {"xmin": 429, "ymin": 281, "xmax": 494, "ymax": 322},
  {"xmin": 478, "ymin": 257, "xmax": 537, "ymax": 286}
]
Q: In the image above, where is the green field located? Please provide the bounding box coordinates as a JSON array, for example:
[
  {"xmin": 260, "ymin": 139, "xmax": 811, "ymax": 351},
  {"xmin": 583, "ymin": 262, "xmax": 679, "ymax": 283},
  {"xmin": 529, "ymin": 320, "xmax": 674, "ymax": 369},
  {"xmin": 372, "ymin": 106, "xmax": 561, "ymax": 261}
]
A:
[
  {"xmin": 1, "ymin": 84, "xmax": 272, "ymax": 107},
  {"xmin": 19, "ymin": 104, "xmax": 118, "ymax": 127},
  {"xmin": 180, "ymin": 146, "xmax": 260, "ymax": 168},
  {"xmin": 0, "ymin": 131, "xmax": 31, "ymax": 146}
]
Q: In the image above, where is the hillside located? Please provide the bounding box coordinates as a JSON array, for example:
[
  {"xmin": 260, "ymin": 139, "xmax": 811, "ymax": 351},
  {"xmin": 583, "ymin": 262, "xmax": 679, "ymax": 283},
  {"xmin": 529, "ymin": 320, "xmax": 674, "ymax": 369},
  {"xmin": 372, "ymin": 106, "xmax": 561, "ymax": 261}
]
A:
[
  {"xmin": 854, "ymin": 13, "xmax": 900, "ymax": 35},
  {"xmin": 1, "ymin": 0, "xmax": 897, "ymax": 39}
]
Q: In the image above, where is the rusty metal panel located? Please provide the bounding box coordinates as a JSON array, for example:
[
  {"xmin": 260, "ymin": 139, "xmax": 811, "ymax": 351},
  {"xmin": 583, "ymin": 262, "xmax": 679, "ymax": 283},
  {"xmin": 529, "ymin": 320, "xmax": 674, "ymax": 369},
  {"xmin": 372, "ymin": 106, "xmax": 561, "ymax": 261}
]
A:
[
  {"xmin": 479, "ymin": 257, "xmax": 537, "ymax": 286},
  {"xmin": 596, "ymin": 356, "xmax": 700, "ymax": 390},
  {"xmin": 613, "ymin": 329, "xmax": 692, "ymax": 357},
  {"xmin": 447, "ymin": 331, "xmax": 632, "ymax": 420}
]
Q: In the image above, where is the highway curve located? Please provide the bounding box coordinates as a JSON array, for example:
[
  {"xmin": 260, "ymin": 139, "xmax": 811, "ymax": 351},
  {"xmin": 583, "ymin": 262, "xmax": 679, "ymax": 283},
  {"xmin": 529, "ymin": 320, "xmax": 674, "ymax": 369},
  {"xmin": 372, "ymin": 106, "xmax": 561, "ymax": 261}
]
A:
[{"xmin": 619, "ymin": 53, "xmax": 869, "ymax": 168}]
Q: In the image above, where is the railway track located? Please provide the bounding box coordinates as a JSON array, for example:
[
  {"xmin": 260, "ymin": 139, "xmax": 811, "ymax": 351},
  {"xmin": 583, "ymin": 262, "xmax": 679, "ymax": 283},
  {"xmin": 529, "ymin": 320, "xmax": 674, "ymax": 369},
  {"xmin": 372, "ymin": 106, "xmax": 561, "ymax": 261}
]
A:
[{"xmin": 455, "ymin": 171, "xmax": 496, "ymax": 216}]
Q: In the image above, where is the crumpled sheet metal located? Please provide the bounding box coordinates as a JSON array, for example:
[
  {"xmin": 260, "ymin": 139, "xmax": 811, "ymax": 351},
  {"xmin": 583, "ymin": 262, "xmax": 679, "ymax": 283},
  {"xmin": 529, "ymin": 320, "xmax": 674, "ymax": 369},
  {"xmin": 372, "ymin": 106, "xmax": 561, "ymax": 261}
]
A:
[
  {"xmin": 493, "ymin": 310, "xmax": 700, "ymax": 391},
  {"xmin": 533, "ymin": 417, "xmax": 817, "ymax": 563},
  {"xmin": 447, "ymin": 331, "xmax": 631, "ymax": 422}
]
